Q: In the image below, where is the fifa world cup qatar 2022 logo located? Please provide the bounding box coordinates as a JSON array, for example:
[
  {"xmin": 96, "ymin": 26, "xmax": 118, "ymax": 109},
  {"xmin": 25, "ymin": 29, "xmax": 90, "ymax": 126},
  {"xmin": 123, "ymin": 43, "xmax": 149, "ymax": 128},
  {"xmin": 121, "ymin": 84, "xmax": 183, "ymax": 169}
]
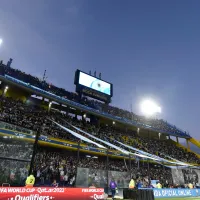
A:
[{"xmin": 0, "ymin": 188, "xmax": 105, "ymax": 200}]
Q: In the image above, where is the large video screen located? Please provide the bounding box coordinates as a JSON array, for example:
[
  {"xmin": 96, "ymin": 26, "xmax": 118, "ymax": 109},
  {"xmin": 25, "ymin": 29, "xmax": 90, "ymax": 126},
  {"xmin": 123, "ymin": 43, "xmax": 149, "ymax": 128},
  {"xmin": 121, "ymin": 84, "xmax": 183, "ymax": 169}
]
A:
[{"xmin": 78, "ymin": 72, "xmax": 111, "ymax": 95}]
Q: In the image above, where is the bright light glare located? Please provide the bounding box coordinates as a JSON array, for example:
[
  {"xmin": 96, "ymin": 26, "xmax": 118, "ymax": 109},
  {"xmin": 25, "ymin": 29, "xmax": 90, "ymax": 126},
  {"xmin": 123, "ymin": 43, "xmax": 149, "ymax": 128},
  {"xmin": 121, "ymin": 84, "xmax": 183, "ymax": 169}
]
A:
[
  {"xmin": 140, "ymin": 100, "xmax": 161, "ymax": 116},
  {"xmin": 0, "ymin": 39, "xmax": 3, "ymax": 45}
]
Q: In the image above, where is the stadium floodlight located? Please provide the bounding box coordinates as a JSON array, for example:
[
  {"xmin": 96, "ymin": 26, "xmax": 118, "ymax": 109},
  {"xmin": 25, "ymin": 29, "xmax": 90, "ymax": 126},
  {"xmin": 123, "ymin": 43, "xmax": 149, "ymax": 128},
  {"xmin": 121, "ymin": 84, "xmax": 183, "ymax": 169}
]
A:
[
  {"xmin": 140, "ymin": 99, "xmax": 161, "ymax": 116},
  {"xmin": 93, "ymin": 156, "xmax": 98, "ymax": 159},
  {"xmin": 0, "ymin": 38, "xmax": 3, "ymax": 46},
  {"xmin": 4, "ymin": 86, "xmax": 8, "ymax": 94},
  {"xmin": 49, "ymin": 102, "xmax": 52, "ymax": 108}
]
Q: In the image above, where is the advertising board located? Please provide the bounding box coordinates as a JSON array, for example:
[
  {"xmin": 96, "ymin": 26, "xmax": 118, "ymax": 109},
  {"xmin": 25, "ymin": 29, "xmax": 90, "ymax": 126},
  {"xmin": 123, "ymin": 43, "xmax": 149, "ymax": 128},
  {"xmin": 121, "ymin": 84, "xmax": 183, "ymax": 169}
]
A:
[
  {"xmin": 153, "ymin": 188, "xmax": 200, "ymax": 198},
  {"xmin": 0, "ymin": 187, "xmax": 104, "ymax": 200}
]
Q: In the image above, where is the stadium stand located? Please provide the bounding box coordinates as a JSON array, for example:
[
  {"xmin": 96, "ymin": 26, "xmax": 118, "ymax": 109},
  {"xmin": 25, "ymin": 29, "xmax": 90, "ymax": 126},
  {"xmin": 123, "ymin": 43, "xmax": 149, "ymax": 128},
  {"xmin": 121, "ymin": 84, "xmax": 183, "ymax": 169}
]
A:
[
  {"xmin": 0, "ymin": 62, "xmax": 199, "ymax": 190},
  {"xmin": 0, "ymin": 96, "xmax": 199, "ymax": 164},
  {"xmin": 32, "ymin": 147, "xmax": 173, "ymax": 187}
]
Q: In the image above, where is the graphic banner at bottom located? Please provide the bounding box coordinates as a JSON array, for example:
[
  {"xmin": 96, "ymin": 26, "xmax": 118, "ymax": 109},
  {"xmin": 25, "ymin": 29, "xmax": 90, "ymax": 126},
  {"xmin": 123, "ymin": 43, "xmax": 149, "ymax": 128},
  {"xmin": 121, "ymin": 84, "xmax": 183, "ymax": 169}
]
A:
[
  {"xmin": 153, "ymin": 189, "xmax": 200, "ymax": 198},
  {"xmin": 0, "ymin": 187, "xmax": 104, "ymax": 200}
]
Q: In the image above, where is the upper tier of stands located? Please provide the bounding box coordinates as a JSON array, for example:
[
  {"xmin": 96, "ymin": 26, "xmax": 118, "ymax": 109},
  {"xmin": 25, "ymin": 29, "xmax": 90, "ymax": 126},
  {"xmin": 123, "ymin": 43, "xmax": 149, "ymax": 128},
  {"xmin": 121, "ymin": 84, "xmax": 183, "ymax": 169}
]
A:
[{"xmin": 0, "ymin": 63, "xmax": 190, "ymax": 138}]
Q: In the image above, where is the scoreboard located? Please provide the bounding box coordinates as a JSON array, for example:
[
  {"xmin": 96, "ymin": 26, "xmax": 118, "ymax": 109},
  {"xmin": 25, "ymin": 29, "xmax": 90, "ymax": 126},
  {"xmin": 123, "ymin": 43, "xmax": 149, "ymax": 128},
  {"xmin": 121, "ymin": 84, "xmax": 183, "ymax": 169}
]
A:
[{"xmin": 74, "ymin": 70, "xmax": 113, "ymax": 103}]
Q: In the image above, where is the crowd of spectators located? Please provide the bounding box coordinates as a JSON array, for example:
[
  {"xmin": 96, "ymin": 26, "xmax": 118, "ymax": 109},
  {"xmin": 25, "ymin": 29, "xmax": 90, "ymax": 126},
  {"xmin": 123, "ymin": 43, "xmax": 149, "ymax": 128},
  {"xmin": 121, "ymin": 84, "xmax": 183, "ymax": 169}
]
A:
[
  {"xmin": 0, "ymin": 159, "xmax": 29, "ymax": 186},
  {"xmin": 0, "ymin": 96, "xmax": 198, "ymax": 187},
  {"xmin": 0, "ymin": 139, "xmax": 33, "ymax": 161},
  {"xmin": 0, "ymin": 62, "xmax": 189, "ymax": 137},
  {"xmin": 0, "ymin": 143, "xmax": 174, "ymax": 187},
  {"xmin": 33, "ymin": 147, "xmax": 174, "ymax": 188},
  {"xmin": 1, "ymin": 142, "xmax": 199, "ymax": 188},
  {"xmin": 0, "ymin": 96, "xmax": 199, "ymax": 164},
  {"xmin": 0, "ymin": 135, "xmax": 33, "ymax": 186},
  {"xmin": 33, "ymin": 148, "xmax": 77, "ymax": 187}
]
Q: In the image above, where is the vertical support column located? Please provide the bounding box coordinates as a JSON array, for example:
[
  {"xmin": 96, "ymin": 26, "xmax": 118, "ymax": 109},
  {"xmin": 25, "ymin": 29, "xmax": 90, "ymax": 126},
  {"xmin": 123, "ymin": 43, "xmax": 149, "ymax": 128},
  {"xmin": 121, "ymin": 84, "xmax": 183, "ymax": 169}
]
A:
[
  {"xmin": 29, "ymin": 131, "xmax": 40, "ymax": 175},
  {"xmin": 129, "ymin": 154, "xmax": 131, "ymax": 179},
  {"xmin": 77, "ymin": 140, "xmax": 81, "ymax": 167},
  {"xmin": 75, "ymin": 141, "xmax": 81, "ymax": 187},
  {"xmin": 106, "ymin": 150, "xmax": 109, "ymax": 195},
  {"xmin": 176, "ymin": 137, "xmax": 179, "ymax": 144},
  {"xmin": 186, "ymin": 139, "xmax": 190, "ymax": 150},
  {"xmin": 147, "ymin": 159, "xmax": 150, "ymax": 186},
  {"xmin": 147, "ymin": 130, "xmax": 150, "ymax": 185}
]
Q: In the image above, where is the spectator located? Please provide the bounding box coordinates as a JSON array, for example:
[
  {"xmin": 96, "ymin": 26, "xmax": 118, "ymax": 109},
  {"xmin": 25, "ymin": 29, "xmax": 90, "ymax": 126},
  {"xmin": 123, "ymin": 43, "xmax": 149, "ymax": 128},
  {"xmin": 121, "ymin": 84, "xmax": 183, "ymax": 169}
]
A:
[
  {"xmin": 129, "ymin": 177, "xmax": 135, "ymax": 189},
  {"xmin": 110, "ymin": 178, "xmax": 117, "ymax": 200},
  {"xmin": 51, "ymin": 180, "xmax": 58, "ymax": 187},
  {"xmin": 156, "ymin": 181, "xmax": 162, "ymax": 189},
  {"xmin": 25, "ymin": 174, "xmax": 35, "ymax": 187}
]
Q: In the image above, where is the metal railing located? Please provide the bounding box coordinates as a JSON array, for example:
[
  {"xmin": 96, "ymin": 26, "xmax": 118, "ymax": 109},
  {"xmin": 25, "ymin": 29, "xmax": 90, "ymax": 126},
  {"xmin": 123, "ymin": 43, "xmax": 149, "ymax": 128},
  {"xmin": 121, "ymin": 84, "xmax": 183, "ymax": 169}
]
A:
[{"xmin": 0, "ymin": 121, "xmax": 35, "ymax": 135}]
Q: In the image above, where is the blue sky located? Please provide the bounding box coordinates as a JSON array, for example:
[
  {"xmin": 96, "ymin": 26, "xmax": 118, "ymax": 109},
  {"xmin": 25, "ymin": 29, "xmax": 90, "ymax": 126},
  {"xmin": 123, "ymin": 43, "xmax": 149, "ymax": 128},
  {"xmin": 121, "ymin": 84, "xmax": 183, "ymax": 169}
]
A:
[{"xmin": 0, "ymin": 0, "xmax": 200, "ymax": 140}]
